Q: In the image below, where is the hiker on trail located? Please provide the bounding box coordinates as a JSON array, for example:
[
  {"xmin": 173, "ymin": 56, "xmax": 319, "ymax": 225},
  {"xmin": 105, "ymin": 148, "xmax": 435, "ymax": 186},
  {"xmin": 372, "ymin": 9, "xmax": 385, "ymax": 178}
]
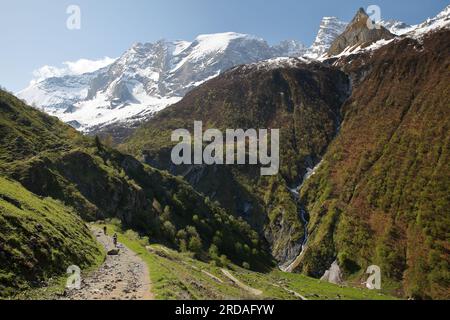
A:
[
  {"xmin": 113, "ymin": 233, "xmax": 118, "ymax": 247},
  {"xmin": 103, "ymin": 226, "xmax": 107, "ymax": 235}
]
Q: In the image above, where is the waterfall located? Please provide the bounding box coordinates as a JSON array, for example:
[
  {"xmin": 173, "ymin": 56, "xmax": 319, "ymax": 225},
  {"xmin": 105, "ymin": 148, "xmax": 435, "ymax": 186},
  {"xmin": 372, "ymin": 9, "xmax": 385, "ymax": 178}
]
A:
[{"xmin": 280, "ymin": 161, "xmax": 322, "ymax": 273}]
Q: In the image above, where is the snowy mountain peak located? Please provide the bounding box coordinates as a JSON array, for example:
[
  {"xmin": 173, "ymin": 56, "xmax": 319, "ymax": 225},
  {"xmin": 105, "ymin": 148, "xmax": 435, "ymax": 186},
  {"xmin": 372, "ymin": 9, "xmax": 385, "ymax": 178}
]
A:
[
  {"xmin": 405, "ymin": 4, "xmax": 450, "ymax": 38},
  {"xmin": 380, "ymin": 20, "xmax": 413, "ymax": 35},
  {"xmin": 327, "ymin": 8, "xmax": 395, "ymax": 56},
  {"xmin": 170, "ymin": 40, "xmax": 192, "ymax": 55},
  {"xmin": 381, "ymin": 5, "xmax": 450, "ymax": 37},
  {"xmin": 305, "ymin": 17, "xmax": 348, "ymax": 58},
  {"xmin": 436, "ymin": 4, "xmax": 450, "ymax": 19},
  {"xmin": 18, "ymin": 32, "xmax": 305, "ymax": 132},
  {"xmin": 319, "ymin": 4, "xmax": 450, "ymax": 61},
  {"xmin": 190, "ymin": 32, "xmax": 251, "ymax": 59},
  {"xmin": 195, "ymin": 31, "xmax": 254, "ymax": 43},
  {"xmin": 17, "ymin": 6, "xmax": 449, "ymax": 134}
]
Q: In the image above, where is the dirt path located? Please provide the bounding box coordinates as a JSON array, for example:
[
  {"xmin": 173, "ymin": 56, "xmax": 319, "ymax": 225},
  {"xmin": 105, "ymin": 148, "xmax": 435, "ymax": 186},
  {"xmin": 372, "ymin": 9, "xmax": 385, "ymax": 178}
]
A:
[
  {"xmin": 272, "ymin": 283, "xmax": 308, "ymax": 300},
  {"xmin": 221, "ymin": 269, "xmax": 263, "ymax": 296},
  {"xmin": 65, "ymin": 227, "xmax": 153, "ymax": 300}
]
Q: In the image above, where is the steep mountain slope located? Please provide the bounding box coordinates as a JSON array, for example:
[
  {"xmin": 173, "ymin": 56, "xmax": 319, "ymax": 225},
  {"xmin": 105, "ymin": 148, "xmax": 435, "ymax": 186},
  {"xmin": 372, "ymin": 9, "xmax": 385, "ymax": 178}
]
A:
[
  {"xmin": 0, "ymin": 89, "xmax": 272, "ymax": 285},
  {"xmin": 380, "ymin": 20, "xmax": 413, "ymax": 35},
  {"xmin": 17, "ymin": 33, "xmax": 307, "ymax": 134},
  {"xmin": 323, "ymin": 5, "xmax": 450, "ymax": 60},
  {"xmin": 328, "ymin": 8, "xmax": 394, "ymax": 56},
  {"xmin": 404, "ymin": 4, "xmax": 450, "ymax": 38},
  {"xmin": 380, "ymin": 5, "xmax": 450, "ymax": 38},
  {"xmin": 17, "ymin": 71, "xmax": 101, "ymax": 117},
  {"xmin": 297, "ymin": 29, "xmax": 450, "ymax": 299},
  {"xmin": 123, "ymin": 58, "xmax": 350, "ymax": 264},
  {"xmin": 305, "ymin": 17, "xmax": 348, "ymax": 59},
  {"xmin": 0, "ymin": 176, "xmax": 103, "ymax": 297}
]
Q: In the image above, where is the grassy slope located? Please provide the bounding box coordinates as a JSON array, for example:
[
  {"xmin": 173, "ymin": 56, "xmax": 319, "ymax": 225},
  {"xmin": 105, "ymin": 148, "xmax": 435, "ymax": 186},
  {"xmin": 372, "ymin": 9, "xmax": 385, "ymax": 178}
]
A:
[
  {"xmin": 0, "ymin": 89, "xmax": 272, "ymax": 289},
  {"xmin": 102, "ymin": 222, "xmax": 396, "ymax": 300},
  {"xmin": 298, "ymin": 31, "xmax": 450, "ymax": 299},
  {"xmin": 0, "ymin": 90, "xmax": 87, "ymax": 164},
  {"xmin": 0, "ymin": 177, "xmax": 104, "ymax": 297}
]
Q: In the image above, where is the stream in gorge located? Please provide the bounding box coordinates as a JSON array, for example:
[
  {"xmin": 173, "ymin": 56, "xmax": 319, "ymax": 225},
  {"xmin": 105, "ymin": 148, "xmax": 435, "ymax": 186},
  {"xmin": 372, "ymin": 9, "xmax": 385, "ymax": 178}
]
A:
[{"xmin": 280, "ymin": 161, "xmax": 322, "ymax": 273}]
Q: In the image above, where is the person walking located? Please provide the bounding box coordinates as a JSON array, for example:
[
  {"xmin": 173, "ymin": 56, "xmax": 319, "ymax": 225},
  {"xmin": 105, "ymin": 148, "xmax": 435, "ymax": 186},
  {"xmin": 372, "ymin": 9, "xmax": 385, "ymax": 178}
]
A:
[{"xmin": 113, "ymin": 233, "xmax": 118, "ymax": 247}]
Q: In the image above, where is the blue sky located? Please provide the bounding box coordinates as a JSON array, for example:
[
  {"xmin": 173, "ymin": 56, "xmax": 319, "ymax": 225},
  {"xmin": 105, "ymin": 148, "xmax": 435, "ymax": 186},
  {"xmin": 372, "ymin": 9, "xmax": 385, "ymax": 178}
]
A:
[{"xmin": 1, "ymin": 0, "xmax": 448, "ymax": 92}]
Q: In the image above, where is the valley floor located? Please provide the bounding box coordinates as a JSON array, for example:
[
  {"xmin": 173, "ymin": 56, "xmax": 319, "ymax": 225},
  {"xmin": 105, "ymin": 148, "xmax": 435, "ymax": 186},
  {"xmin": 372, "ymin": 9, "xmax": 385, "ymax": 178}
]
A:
[
  {"xmin": 96, "ymin": 223, "xmax": 397, "ymax": 300},
  {"xmin": 15, "ymin": 222, "xmax": 397, "ymax": 300}
]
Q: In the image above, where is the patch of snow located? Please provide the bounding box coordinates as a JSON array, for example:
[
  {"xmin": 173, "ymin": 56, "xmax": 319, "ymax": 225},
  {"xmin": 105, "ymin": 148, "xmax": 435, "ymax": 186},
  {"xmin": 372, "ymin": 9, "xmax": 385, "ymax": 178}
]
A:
[
  {"xmin": 324, "ymin": 38, "xmax": 396, "ymax": 61},
  {"xmin": 406, "ymin": 5, "xmax": 450, "ymax": 38},
  {"xmin": 57, "ymin": 91, "xmax": 182, "ymax": 132},
  {"xmin": 243, "ymin": 57, "xmax": 312, "ymax": 72},
  {"xmin": 380, "ymin": 20, "xmax": 414, "ymax": 35},
  {"xmin": 29, "ymin": 57, "xmax": 117, "ymax": 85},
  {"xmin": 171, "ymin": 40, "xmax": 191, "ymax": 56},
  {"xmin": 191, "ymin": 32, "xmax": 252, "ymax": 60}
]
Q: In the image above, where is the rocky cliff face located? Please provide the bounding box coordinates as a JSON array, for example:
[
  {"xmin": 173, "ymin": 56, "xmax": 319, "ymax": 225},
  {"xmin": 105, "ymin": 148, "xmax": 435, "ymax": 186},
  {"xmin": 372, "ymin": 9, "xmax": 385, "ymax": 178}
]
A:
[
  {"xmin": 306, "ymin": 17, "xmax": 348, "ymax": 59},
  {"xmin": 328, "ymin": 8, "xmax": 394, "ymax": 56}
]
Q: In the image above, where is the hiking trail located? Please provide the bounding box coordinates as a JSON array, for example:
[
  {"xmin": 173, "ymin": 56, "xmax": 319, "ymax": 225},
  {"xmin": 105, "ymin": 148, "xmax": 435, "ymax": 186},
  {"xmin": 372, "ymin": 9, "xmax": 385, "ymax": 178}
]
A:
[{"xmin": 64, "ymin": 226, "xmax": 154, "ymax": 300}]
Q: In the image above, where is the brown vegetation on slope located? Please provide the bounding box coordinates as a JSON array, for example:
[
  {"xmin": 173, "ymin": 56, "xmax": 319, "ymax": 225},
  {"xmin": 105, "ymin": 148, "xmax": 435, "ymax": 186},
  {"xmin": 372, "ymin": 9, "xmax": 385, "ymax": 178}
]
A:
[{"xmin": 299, "ymin": 30, "xmax": 450, "ymax": 299}]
